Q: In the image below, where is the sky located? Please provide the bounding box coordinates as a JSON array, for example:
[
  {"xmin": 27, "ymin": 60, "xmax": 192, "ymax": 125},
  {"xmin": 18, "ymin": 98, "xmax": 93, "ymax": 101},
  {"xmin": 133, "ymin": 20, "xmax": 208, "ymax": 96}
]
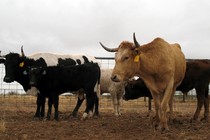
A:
[{"xmin": 0, "ymin": 0, "xmax": 210, "ymax": 58}]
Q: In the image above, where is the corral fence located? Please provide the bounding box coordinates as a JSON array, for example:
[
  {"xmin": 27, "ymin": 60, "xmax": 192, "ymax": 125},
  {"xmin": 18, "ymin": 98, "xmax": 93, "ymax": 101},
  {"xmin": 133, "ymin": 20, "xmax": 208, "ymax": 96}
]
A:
[{"xmin": 0, "ymin": 57, "xmax": 198, "ymax": 115}]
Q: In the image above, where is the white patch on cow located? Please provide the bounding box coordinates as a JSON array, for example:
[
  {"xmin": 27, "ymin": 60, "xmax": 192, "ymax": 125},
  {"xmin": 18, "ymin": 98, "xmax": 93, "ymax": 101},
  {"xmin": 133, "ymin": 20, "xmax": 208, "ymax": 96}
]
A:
[
  {"xmin": 100, "ymin": 68, "xmax": 125, "ymax": 116},
  {"xmin": 29, "ymin": 53, "xmax": 99, "ymax": 66},
  {"xmin": 94, "ymin": 83, "xmax": 100, "ymax": 98},
  {"xmin": 88, "ymin": 111, "xmax": 93, "ymax": 118},
  {"xmin": 77, "ymin": 91, "xmax": 85, "ymax": 100},
  {"xmin": 26, "ymin": 87, "xmax": 40, "ymax": 96},
  {"xmin": 81, "ymin": 112, "xmax": 88, "ymax": 120}
]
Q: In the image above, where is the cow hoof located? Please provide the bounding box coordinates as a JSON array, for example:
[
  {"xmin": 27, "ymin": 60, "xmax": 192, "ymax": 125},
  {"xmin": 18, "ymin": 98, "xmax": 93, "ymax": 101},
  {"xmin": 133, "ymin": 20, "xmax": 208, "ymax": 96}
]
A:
[
  {"xmin": 200, "ymin": 117, "xmax": 208, "ymax": 122},
  {"xmin": 88, "ymin": 111, "xmax": 93, "ymax": 118},
  {"xmin": 69, "ymin": 113, "xmax": 77, "ymax": 118},
  {"xmin": 93, "ymin": 112, "xmax": 99, "ymax": 117},
  {"xmin": 114, "ymin": 113, "xmax": 121, "ymax": 116},
  {"xmin": 190, "ymin": 118, "xmax": 199, "ymax": 123},
  {"xmin": 33, "ymin": 117, "xmax": 40, "ymax": 121},
  {"xmin": 54, "ymin": 118, "xmax": 59, "ymax": 121},
  {"xmin": 161, "ymin": 127, "xmax": 170, "ymax": 133},
  {"xmin": 81, "ymin": 112, "xmax": 88, "ymax": 120}
]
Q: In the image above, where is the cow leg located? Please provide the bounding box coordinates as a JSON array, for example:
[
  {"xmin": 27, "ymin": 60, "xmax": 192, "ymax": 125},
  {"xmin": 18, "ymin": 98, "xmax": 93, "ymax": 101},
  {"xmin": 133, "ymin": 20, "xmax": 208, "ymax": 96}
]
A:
[
  {"xmin": 40, "ymin": 95, "xmax": 46, "ymax": 118},
  {"xmin": 147, "ymin": 97, "xmax": 152, "ymax": 117},
  {"xmin": 110, "ymin": 92, "xmax": 120, "ymax": 116},
  {"xmin": 168, "ymin": 88, "xmax": 176, "ymax": 121},
  {"xmin": 182, "ymin": 92, "xmax": 187, "ymax": 103},
  {"xmin": 53, "ymin": 96, "xmax": 59, "ymax": 121},
  {"xmin": 201, "ymin": 86, "xmax": 209, "ymax": 121},
  {"xmin": 34, "ymin": 94, "xmax": 42, "ymax": 118},
  {"xmin": 193, "ymin": 88, "xmax": 205, "ymax": 121},
  {"xmin": 47, "ymin": 98, "xmax": 53, "ymax": 120},
  {"xmin": 93, "ymin": 93, "xmax": 99, "ymax": 116},
  {"xmin": 82, "ymin": 92, "xmax": 95, "ymax": 120},
  {"xmin": 160, "ymin": 79, "xmax": 174, "ymax": 131},
  {"xmin": 34, "ymin": 94, "xmax": 46, "ymax": 119},
  {"xmin": 151, "ymin": 92, "xmax": 161, "ymax": 129},
  {"xmin": 70, "ymin": 97, "xmax": 85, "ymax": 117},
  {"xmin": 203, "ymin": 97, "xmax": 209, "ymax": 121},
  {"xmin": 117, "ymin": 92, "xmax": 123, "ymax": 116}
]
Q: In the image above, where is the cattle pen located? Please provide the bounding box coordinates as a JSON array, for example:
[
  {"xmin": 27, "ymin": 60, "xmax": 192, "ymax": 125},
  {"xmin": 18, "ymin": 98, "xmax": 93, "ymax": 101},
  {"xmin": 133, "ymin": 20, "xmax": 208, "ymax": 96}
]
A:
[
  {"xmin": 0, "ymin": 57, "xmax": 209, "ymax": 140},
  {"xmin": 0, "ymin": 57, "xmax": 197, "ymax": 109}
]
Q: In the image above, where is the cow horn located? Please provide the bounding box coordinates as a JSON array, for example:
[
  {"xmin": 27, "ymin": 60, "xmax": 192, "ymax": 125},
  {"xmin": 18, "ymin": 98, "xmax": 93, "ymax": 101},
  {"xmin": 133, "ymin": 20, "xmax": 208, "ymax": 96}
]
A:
[
  {"xmin": 133, "ymin": 33, "xmax": 140, "ymax": 48},
  {"xmin": 0, "ymin": 51, "xmax": 5, "ymax": 58},
  {"xmin": 99, "ymin": 42, "xmax": 118, "ymax": 52},
  {"xmin": 21, "ymin": 45, "xmax": 25, "ymax": 57}
]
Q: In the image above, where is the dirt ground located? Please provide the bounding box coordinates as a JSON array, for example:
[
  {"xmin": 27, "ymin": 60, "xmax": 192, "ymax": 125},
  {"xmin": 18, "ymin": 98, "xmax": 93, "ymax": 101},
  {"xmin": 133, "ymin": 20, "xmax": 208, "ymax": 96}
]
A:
[{"xmin": 0, "ymin": 95, "xmax": 210, "ymax": 140}]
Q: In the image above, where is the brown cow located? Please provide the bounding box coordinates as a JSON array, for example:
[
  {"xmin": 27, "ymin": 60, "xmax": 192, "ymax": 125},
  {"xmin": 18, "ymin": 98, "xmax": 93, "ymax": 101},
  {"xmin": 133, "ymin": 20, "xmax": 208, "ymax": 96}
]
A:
[{"xmin": 100, "ymin": 33, "xmax": 186, "ymax": 130}]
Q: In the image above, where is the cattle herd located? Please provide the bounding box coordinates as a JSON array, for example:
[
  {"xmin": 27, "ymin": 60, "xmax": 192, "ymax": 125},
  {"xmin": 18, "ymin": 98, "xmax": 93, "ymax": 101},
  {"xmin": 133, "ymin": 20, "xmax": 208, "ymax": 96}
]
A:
[{"xmin": 0, "ymin": 33, "xmax": 209, "ymax": 131}]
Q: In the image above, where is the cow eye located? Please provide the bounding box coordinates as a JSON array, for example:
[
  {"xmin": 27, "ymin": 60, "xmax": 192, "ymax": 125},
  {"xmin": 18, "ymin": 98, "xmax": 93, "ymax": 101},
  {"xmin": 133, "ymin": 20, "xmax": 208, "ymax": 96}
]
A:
[
  {"xmin": 122, "ymin": 56, "xmax": 129, "ymax": 61},
  {"xmin": 42, "ymin": 70, "xmax": 46, "ymax": 75},
  {"xmin": 23, "ymin": 70, "xmax": 28, "ymax": 75}
]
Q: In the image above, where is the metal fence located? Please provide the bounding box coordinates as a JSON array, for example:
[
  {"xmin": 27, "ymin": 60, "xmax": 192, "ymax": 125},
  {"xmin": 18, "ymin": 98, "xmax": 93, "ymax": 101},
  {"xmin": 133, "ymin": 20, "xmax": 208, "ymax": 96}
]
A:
[
  {"xmin": 0, "ymin": 57, "xmax": 115, "ymax": 95},
  {"xmin": 0, "ymin": 57, "xmax": 198, "ymax": 114}
]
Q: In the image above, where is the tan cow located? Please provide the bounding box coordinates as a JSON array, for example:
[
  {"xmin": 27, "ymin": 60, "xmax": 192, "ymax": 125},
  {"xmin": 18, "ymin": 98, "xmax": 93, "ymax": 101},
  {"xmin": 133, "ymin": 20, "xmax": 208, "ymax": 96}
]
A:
[{"xmin": 100, "ymin": 33, "xmax": 186, "ymax": 130}]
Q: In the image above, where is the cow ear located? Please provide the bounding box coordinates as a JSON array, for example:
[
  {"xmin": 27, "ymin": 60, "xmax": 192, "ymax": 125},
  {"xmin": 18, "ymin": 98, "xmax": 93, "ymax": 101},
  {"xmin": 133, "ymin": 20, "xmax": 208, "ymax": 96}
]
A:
[
  {"xmin": 23, "ymin": 70, "xmax": 28, "ymax": 75},
  {"xmin": 19, "ymin": 62, "xmax": 24, "ymax": 67},
  {"xmin": 0, "ymin": 58, "xmax": 5, "ymax": 64},
  {"xmin": 133, "ymin": 49, "xmax": 140, "ymax": 56},
  {"xmin": 133, "ymin": 49, "xmax": 141, "ymax": 63},
  {"xmin": 42, "ymin": 70, "xmax": 46, "ymax": 75}
]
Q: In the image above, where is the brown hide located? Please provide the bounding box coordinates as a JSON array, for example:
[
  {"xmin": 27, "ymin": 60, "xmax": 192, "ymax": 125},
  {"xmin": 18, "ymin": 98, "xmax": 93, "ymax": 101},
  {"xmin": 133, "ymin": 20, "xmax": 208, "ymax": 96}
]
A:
[{"xmin": 102, "ymin": 35, "xmax": 186, "ymax": 130}]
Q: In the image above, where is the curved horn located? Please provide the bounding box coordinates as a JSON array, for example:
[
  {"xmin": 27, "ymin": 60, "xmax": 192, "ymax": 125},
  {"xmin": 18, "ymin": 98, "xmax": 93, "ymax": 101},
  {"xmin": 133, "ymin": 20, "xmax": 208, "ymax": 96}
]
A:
[
  {"xmin": 133, "ymin": 33, "xmax": 140, "ymax": 48},
  {"xmin": 21, "ymin": 45, "xmax": 25, "ymax": 57},
  {"xmin": 99, "ymin": 42, "xmax": 118, "ymax": 52},
  {"xmin": 0, "ymin": 51, "xmax": 5, "ymax": 58}
]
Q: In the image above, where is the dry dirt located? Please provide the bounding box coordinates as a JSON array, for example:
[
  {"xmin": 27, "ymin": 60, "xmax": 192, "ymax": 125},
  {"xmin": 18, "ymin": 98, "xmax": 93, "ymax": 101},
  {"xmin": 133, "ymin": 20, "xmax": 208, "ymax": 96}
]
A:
[{"xmin": 0, "ymin": 95, "xmax": 210, "ymax": 140}]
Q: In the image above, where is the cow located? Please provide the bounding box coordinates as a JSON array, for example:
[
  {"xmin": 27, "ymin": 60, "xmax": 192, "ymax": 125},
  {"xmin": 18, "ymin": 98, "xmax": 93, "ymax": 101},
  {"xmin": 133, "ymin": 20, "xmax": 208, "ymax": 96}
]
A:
[
  {"xmin": 70, "ymin": 69, "xmax": 125, "ymax": 117},
  {"xmin": 176, "ymin": 59, "xmax": 210, "ymax": 121},
  {"xmin": 99, "ymin": 33, "xmax": 186, "ymax": 130},
  {"xmin": 123, "ymin": 60, "xmax": 210, "ymax": 122},
  {"xmin": 123, "ymin": 78, "xmax": 152, "ymax": 112},
  {"xmin": 26, "ymin": 62, "xmax": 100, "ymax": 120},
  {"xmin": 0, "ymin": 47, "xmax": 98, "ymax": 119}
]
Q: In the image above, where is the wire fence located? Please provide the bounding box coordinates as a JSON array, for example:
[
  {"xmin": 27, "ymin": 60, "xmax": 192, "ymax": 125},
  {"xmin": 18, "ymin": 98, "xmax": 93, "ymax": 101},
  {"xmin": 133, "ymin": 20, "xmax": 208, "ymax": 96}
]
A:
[{"xmin": 0, "ymin": 57, "xmax": 199, "ymax": 115}]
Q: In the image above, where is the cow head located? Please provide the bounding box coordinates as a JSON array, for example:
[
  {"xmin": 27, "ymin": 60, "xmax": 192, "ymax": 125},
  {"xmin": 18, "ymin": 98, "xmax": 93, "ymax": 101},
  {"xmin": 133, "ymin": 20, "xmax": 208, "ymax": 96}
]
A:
[
  {"xmin": 123, "ymin": 78, "xmax": 152, "ymax": 100},
  {"xmin": 26, "ymin": 66, "xmax": 46, "ymax": 87},
  {"xmin": 2, "ymin": 46, "xmax": 26, "ymax": 83},
  {"xmin": 100, "ymin": 33, "xmax": 141, "ymax": 82}
]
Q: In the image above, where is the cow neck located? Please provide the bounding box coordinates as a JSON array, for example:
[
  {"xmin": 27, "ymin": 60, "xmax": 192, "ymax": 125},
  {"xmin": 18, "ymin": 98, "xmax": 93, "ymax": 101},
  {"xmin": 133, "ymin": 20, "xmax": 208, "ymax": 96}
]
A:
[
  {"xmin": 15, "ymin": 57, "xmax": 31, "ymax": 91},
  {"xmin": 15, "ymin": 69, "xmax": 30, "ymax": 91}
]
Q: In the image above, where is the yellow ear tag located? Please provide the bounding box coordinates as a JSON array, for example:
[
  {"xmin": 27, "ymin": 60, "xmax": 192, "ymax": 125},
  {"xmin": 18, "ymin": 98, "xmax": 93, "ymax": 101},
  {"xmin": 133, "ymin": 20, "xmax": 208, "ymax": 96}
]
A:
[
  {"xmin": 19, "ymin": 62, "xmax": 24, "ymax": 67},
  {"xmin": 134, "ymin": 55, "xmax": 140, "ymax": 62}
]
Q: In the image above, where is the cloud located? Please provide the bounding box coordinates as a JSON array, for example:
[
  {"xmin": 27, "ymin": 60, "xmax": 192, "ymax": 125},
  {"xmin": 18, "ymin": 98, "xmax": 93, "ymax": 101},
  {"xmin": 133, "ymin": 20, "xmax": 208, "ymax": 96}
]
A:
[{"xmin": 0, "ymin": 0, "xmax": 210, "ymax": 58}]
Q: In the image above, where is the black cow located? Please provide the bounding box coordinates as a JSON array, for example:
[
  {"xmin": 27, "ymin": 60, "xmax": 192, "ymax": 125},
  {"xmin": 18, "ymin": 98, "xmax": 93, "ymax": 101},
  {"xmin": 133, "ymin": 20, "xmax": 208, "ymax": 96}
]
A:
[
  {"xmin": 0, "ymin": 47, "xmax": 98, "ymax": 119},
  {"xmin": 26, "ymin": 62, "xmax": 100, "ymax": 120},
  {"xmin": 124, "ymin": 60, "xmax": 210, "ymax": 121},
  {"xmin": 124, "ymin": 78, "xmax": 152, "ymax": 111}
]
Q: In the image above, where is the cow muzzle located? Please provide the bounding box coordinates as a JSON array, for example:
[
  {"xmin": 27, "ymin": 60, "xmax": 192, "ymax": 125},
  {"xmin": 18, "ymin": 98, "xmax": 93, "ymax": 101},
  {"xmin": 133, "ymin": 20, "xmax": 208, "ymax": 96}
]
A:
[
  {"xmin": 29, "ymin": 81, "xmax": 37, "ymax": 86},
  {"xmin": 111, "ymin": 75, "xmax": 120, "ymax": 82},
  {"xmin": 3, "ymin": 76, "xmax": 13, "ymax": 83}
]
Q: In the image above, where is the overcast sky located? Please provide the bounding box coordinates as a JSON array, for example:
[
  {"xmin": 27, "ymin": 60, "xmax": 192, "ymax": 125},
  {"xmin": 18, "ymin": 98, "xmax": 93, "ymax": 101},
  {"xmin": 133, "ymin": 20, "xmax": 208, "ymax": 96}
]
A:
[{"xmin": 0, "ymin": 0, "xmax": 210, "ymax": 58}]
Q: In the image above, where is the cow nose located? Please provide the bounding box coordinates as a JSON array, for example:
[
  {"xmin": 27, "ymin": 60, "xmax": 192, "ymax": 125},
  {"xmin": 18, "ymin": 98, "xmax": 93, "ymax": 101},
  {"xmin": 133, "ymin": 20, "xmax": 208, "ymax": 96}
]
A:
[
  {"xmin": 3, "ymin": 77, "xmax": 12, "ymax": 83},
  {"xmin": 29, "ymin": 81, "xmax": 36, "ymax": 86},
  {"xmin": 111, "ymin": 75, "xmax": 117, "ymax": 81},
  {"xmin": 111, "ymin": 75, "xmax": 120, "ymax": 82}
]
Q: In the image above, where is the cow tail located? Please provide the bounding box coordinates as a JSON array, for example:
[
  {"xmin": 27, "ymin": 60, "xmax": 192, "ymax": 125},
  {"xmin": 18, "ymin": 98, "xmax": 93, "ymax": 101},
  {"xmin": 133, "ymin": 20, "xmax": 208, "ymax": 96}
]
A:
[{"xmin": 94, "ymin": 66, "xmax": 101, "ymax": 98}]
